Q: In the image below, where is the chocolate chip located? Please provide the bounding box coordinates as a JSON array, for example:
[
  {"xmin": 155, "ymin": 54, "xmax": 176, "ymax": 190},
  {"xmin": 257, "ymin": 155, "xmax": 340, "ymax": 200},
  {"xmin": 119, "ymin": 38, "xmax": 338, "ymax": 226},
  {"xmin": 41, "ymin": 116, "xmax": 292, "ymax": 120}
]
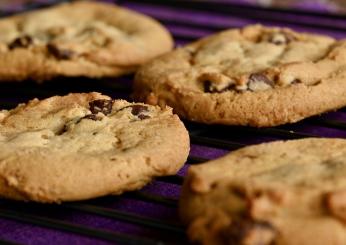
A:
[
  {"xmin": 204, "ymin": 80, "xmax": 212, "ymax": 92},
  {"xmin": 8, "ymin": 35, "xmax": 33, "ymax": 50},
  {"xmin": 248, "ymin": 73, "xmax": 274, "ymax": 91},
  {"xmin": 291, "ymin": 79, "xmax": 302, "ymax": 84},
  {"xmin": 82, "ymin": 114, "xmax": 99, "ymax": 121},
  {"xmin": 76, "ymin": 114, "xmax": 102, "ymax": 124},
  {"xmin": 268, "ymin": 32, "xmax": 296, "ymax": 45},
  {"xmin": 138, "ymin": 114, "xmax": 150, "ymax": 120},
  {"xmin": 47, "ymin": 43, "xmax": 74, "ymax": 59},
  {"xmin": 131, "ymin": 105, "xmax": 148, "ymax": 116},
  {"xmin": 132, "ymin": 105, "xmax": 150, "ymax": 120},
  {"xmin": 56, "ymin": 124, "xmax": 68, "ymax": 136},
  {"xmin": 224, "ymin": 219, "xmax": 276, "ymax": 245},
  {"xmin": 204, "ymin": 80, "xmax": 217, "ymax": 93},
  {"xmin": 89, "ymin": 99, "xmax": 113, "ymax": 115},
  {"xmin": 231, "ymin": 186, "xmax": 247, "ymax": 199},
  {"xmin": 117, "ymin": 105, "xmax": 151, "ymax": 120}
]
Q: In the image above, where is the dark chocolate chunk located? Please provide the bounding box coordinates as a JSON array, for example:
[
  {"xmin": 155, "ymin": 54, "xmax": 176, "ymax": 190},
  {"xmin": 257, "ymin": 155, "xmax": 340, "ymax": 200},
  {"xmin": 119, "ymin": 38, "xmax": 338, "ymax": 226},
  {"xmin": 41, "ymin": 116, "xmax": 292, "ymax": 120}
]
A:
[
  {"xmin": 47, "ymin": 43, "xmax": 74, "ymax": 59},
  {"xmin": 89, "ymin": 99, "xmax": 113, "ymax": 115},
  {"xmin": 130, "ymin": 105, "xmax": 148, "ymax": 116},
  {"xmin": 248, "ymin": 73, "xmax": 274, "ymax": 91},
  {"xmin": 224, "ymin": 219, "xmax": 276, "ymax": 245},
  {"xmin": 8, "ymin": 35, "xmax": 33, "ymax": 50},
  {"xmin": 117, "ymin": 105, "xmax": 151, "ymax": 120},
  {"xmin": 132, "ymin": 105, "xmax": 150, "ymax": 120},
  {"xmin": 204, "ymin": 80, "xmax": 215, "ymax": 93},
  {"xmin": 138, "ymin": 114, "xmax": 150, "ymax": 120}
]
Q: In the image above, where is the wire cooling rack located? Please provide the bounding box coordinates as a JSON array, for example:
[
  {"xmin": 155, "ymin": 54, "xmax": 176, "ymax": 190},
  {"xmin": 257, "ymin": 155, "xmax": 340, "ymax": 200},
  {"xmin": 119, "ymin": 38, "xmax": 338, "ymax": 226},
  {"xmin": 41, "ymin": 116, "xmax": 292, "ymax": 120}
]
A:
[{"xmin": 1, "ymin": 0, "xmax": 346, "ymax": 244}]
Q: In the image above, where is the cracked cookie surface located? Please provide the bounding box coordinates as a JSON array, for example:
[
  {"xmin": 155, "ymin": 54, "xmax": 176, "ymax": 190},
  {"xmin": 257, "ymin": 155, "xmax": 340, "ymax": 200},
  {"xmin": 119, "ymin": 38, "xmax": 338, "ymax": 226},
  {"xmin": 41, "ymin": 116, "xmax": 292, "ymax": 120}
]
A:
[
  {"xmin": 0, "ymin": 92, "xmax": 189, "ymax": 202},
  {"xmin": 0, "ymin": 1, "xmax": 173, "ymax": 81},
  {"xmin": 180, "ymin": 138, "xmax": 346, "ymax": 245},
  {"xmin": 134, "ymin": 24, "xmax": 346, "ymax": 127}
]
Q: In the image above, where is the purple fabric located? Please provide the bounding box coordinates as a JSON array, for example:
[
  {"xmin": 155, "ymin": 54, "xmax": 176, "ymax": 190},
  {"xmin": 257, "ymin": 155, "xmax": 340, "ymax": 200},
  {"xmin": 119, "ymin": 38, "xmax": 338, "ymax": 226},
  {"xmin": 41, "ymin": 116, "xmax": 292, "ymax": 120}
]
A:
[
  {"xmin": 1, "ymin": 1, "xmax": 346, "ymax": 245},
  {"xmin": 203, "ymin": 0, "xmax": 345, "ymax": 14}
]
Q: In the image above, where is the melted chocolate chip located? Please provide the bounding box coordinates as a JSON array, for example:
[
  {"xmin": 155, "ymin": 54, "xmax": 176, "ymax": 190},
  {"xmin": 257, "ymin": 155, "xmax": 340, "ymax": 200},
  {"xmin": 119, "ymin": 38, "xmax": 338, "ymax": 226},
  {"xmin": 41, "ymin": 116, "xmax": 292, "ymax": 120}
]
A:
[
  {"xmin": 224, "ymin": 219, "xmax": 276, "ymax": 245},
  {"xmin": 231, "ymin": 186, "xmax": 247, "ymax": 199},
  {"xmin": 89, "ymin": 99, "xmax": 113, "ymax": 115},
  {"xmin": 117, "ymin": 105, "xmax": 151, "ymax": 120},
  {"xmin": 131, "ymin": 105, "xmax": 148, "ymax": 116},
  {"xmin": 138, "ymin": 114, "xmax": 151, "ymax": 120},
  {"xmin": 47, "ymin": 43, "xmax": 74, "ymax": 59},
  {"xmin": 291, "ymin": 79, "xmax": 302, "ymax": 84},
  {"xmin": 76, "ymin": 114, "xmax": 101, "ymax": 124},
  {"xmin": 269, "ymin": 32, "xmax": 296, "ymax": 45},
  {"xmin": 204, "ymin": 80, "xmax": 217, "ymax": 93},
  {"xmin": 248, "ymin": 73, "xmax": 274, "ymax": 91},
  {"xmin": 82, "ymin": 114, "xmax": 99, "ymax": 121},
  {"xmin": 8, "ymin": 35, "xmax": 33, "ymax": 50},
  {"xmin": 56, "ymin": 125, "xmax": 68, "ymax": 136}
]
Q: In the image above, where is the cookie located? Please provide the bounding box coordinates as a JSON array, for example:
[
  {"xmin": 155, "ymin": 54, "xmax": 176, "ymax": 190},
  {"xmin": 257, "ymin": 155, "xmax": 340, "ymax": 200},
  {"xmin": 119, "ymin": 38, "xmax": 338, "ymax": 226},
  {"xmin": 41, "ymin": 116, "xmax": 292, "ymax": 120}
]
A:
[
  {"xmin": 0, "ymin": 92, "xmax": 189, "ymax": 202},
  {"xmin": 180, "ymin": 138, "xmax": 346, "ymax": 245},
  {"xmin": 134, "ymin": 24, "xmax": 346, "ymax": 127},
  {"xmin": 0, "ymin": 1, "xmax": 173, "ymax": 81}
]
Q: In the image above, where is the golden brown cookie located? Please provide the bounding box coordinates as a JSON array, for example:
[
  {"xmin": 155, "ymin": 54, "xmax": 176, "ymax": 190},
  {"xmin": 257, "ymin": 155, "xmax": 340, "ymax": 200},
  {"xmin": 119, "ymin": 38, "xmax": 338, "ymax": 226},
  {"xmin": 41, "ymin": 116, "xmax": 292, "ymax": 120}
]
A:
[
  {"xmin": 180, "ymin": 138, "xmax": 346, "ymax": 245},
  {"xmin": 0, "ymin": 1, "xmax": 173, "ymax": 81},
  {"xmin": 0, "ymin": 92, "xmax": 189, "ymax": 202},
  {"xmin": 134, "ymin": 24, "xmax": 346, "ymax": 127}
]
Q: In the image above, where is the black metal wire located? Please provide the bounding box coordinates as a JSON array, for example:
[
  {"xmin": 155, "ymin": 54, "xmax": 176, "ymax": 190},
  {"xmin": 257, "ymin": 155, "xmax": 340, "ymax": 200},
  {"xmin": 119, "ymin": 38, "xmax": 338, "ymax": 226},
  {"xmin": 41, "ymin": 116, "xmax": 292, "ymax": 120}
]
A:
[
  {"xmin": 0, "ymin": 209, "xmax": 162, "ymax": 245},
  {"xmin": 189, "ymin": 124, "xmax": 318, "ymax": 148},
  {"xmin": 62, "ymin": 203, "xmax": 185, "ymax": 234},
  {"xmin": 123, "ymin": 192, "xmax": 178, "ymax": 207},
  {"xmin": 121, "ymin": 0, "xmax": 346, "ymax": 19},
  {"xmin": 237, "ymin": 127, "xmax": 319, "ymax": 139},
  {"xmin": 123, "ymin": 0, "xmax": 346, "ymax": 32},
  {"xmin": 190, "ymin": 134, "xmax": 246, "ymax": 150},
  {"xmin": 187, "ymin": 156, "xmax": 209, "ymax": 164},
  {"xmin": 157, "ymin": 175, "xmax": 184, "ymax": 185},
  {"xmin": 2, "ymin": 1, "xmax": 346, "ymax": 245},
  {"xmin": 0, "ymin": 239, "xmax": 21, "ymax": 245},
  {"xmin": 309, "ymin": 118, "xmax": 346, "ymax": 131}
]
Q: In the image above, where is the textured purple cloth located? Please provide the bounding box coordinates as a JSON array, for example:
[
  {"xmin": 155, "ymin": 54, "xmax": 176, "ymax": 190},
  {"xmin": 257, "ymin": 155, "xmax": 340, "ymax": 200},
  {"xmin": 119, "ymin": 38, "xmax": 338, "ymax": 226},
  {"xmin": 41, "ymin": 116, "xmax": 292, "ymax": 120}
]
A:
[
  {"xmin": 196, "ymin": 0, "xmax": 346, "ymax": 14},
  {"xmin": 1, "ymin": 1, "xmax": 346, "ymax": 245}
]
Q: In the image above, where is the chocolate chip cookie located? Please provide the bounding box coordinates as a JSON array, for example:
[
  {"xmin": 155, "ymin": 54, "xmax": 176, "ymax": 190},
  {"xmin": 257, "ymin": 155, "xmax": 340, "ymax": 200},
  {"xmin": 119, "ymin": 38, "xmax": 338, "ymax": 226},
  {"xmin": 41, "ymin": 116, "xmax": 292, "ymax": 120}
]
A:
[
  {"xmin": 0, "ymin": 1, "xmax": 173, "ymax": 81},
  {"xmin": 180, "ymin": 138, "xmax": 346, "ymax": 245},
  {"xmin": 0, "ymin": 92, "xmax": 189, "ymax": 202},
  {"xmin": 134, "ymin": 24, "xmax": 346, "ymax": 127}
]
